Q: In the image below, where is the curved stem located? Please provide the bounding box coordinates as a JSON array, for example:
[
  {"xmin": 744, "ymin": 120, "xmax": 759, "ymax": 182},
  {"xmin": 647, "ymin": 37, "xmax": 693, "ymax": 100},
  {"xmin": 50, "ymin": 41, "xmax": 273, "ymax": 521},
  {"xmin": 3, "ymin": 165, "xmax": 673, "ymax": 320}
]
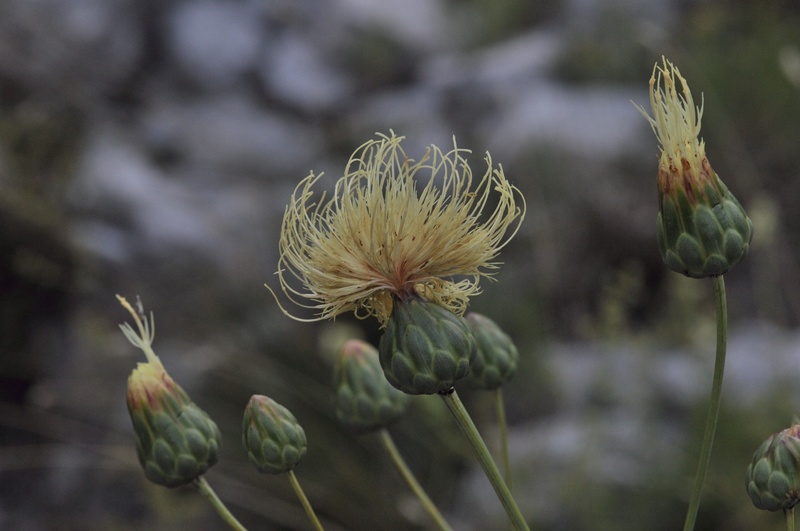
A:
[
  {"xmin": 287, "ymin": 469, "xmax": 324, "ymax": 531},
  {"xmin": 787, "ymin": 507, "xmax": 796, "ymax": 531},
  {"xmin": 193, "ymin": 476, "xmax": 247, "ymax": 531},
  {"xmin": 682, "ymin": 275, "xmax": 727, "ymax": 531},
  {"xmin": 494, "ymin": 388, "xmax": 513, "ymax": 493},
  {"xmin": 439, "ymin": 389, "xmax": 530, "ymax": 531},
  {"xmin": 379, "ymin": 429, "xmax": 453, "ymax": 531}
]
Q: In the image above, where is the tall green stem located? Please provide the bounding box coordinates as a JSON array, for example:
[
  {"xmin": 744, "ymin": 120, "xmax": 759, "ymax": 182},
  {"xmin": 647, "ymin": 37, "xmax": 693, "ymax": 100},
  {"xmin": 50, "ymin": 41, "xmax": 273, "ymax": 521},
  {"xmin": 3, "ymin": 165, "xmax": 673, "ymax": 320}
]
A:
[
  {"xmin": 379, "ymin": 429, "xmax": 453, "ymax": 531},
  {"xmin": 194, "ymin": 476, "xmax": 247, "ymax": 531},
  {"xmin": 682, "ymin": 275, "xmax": 727, "ymax": 531},
  {"xmin": 786, "ymin": 507, "xmax": 796, "ymax": 531},
  {"xmin": 287, "ymin": 470, "xmax": 324, "ymax": 531},
  {"xmin": 439, "ymin": 389, "xmax": 529, "ymax": 531},
  {"xmin": 494, "ymin": 388, "xmax": 512, "ymax": 492}
]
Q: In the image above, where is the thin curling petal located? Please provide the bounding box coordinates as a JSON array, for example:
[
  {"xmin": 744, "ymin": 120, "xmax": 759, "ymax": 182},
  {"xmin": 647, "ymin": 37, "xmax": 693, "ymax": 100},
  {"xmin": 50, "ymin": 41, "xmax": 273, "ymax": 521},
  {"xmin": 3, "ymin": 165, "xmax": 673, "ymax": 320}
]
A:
[
  {"xmin": 269, "ymin": 131, "xmax": 525, "ymax": 325},
  {"xmin": 635, "ymin": 57, "xmax": 706, "ymax": 186},
  {"xmin": 117, "ymin": 294, "xmax": 163, "ymax": 370}
]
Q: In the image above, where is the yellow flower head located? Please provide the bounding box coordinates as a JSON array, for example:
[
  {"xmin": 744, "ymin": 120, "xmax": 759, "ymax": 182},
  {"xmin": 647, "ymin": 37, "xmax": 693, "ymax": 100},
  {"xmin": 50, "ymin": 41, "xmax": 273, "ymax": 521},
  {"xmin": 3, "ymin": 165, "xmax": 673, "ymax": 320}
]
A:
[
  {"xmin": 269, "ymin": 131, "xmax": 525, "ymax": 326},
  {"xmin": 634, "ymin": 57, "xmax": 716, "ymax": 203}
]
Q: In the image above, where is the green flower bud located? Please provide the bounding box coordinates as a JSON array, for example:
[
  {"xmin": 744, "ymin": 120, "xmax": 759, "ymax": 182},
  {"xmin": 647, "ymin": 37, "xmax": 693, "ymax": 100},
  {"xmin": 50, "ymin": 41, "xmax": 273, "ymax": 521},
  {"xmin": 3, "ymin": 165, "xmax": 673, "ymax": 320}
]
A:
[
  {"xmin": 127, "ymin": 362, "xmax": 222, "ymax": 487},
  {"xmin": 379, "ymin": 296, "xmax": 476, "ymax": 395},
  {"xmin": 242, "ymin": 395, "xmax": 307, "ymax": 474},
  {"xmin": 745, "ymin": 425, "xmax": 800, "ymax": 512},
  {"xmin": 656, "ymin": 172, "xmax": 753, "ymax": 278},
  {"xmin": 333, "ymin": 339, "xmax": 409, "ymax": 432},
  {"xmin": 465, "ymin": 313, "xmax": 518, "ymax": 390},
  {"xmin": 636, "ymin": 58, "xmax": 753, "ymax": 278}
]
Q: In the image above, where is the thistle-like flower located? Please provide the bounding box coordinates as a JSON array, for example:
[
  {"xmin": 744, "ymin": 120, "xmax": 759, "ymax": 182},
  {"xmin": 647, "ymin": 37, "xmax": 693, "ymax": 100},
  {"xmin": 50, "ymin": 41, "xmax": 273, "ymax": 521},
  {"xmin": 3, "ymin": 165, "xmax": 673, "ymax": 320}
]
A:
[
  {"xmin": 270, "ymin": 131, "xmax": 525, "ymax": 326},
  {"xmin": 634, "ymin": 58, "xmax": 753, "ymax": 278}
]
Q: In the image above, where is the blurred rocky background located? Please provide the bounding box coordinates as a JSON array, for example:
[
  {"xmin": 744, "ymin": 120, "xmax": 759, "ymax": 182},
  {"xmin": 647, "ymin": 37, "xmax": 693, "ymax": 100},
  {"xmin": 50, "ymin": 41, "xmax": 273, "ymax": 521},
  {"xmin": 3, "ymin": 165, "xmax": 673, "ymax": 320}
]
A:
[{"xmin": 1, "ymin": 0, "xmax": 799, "ymax": 529}]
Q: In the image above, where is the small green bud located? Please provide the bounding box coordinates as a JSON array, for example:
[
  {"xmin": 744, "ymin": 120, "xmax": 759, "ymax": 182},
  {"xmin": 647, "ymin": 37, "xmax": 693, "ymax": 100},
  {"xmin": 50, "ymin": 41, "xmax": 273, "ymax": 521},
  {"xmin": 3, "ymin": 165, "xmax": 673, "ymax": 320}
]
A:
[
  {"xmin": 465, "ymin": 313, "xmax": 518, "ymax": 390},
  {"xmin": 127, "ymin": 362, "xmax": 222, "ymax": 487},
  {"xmin": 334, "ymin": 339, "xmax": 409, "ymax": 432},
  {"xmin": 379, "ymin": 296, "xmax": 476, "ymax": 395},
  {"xmin": 242, "ymin": 395, "xmax": 307, "ymax": 474},
  {"xmin": 657, "ymin": 174, "xmax": 753, "ymax": 278},
  {"xmin": 745, "ymin": 425, "xmax": 800, "ymax": 512}
]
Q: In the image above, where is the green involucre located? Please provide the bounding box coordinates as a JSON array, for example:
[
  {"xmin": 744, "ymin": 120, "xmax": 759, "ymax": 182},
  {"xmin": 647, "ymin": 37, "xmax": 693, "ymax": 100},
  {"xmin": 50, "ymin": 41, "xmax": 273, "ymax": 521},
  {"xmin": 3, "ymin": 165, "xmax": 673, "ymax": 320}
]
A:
[
  {"xmin": 128, "ymin": 389, "xmax": 221, "ymax": 488},
  {"xmin": 657, "ymin": 176, "xmax": 753, "ymax": 278},
  {"xmin": 379, "ymin": 297, "xmax": 475, "ymax": 395}
]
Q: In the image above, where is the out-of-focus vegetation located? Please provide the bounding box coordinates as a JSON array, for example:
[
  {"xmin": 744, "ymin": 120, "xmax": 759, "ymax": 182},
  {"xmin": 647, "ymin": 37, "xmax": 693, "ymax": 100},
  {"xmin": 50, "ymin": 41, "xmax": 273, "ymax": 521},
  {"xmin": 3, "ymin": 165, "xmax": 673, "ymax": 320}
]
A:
[{"xmin": 2, "ymin": 0, "xmax": 800, "ymax": 530}]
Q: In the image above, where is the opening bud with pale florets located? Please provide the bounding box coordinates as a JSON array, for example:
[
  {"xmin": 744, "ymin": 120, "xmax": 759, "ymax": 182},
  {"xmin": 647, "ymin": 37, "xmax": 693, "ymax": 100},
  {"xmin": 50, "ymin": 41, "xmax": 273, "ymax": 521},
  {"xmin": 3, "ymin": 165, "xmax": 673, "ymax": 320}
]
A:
[
  {"xmin": 635, "ymin": 58, "xmax": 753, "ymax": 278},
  {"xmin": 464, "ymin": 312, "xmax": 519, "ymax": 390},
  {"xmin": 242, "ymin": 395, "xmax": 307, "ymax": 474},
  {"xmin": 118, "ymin": 296, "xmax": 221, "ymax": 488},
  {"xmin": 334, "ymin": 339, "xmax": 409, "ymax": 432},
  {"xmin": 745, "ymin": 424, "xmax": 800, "ymax": 512}
]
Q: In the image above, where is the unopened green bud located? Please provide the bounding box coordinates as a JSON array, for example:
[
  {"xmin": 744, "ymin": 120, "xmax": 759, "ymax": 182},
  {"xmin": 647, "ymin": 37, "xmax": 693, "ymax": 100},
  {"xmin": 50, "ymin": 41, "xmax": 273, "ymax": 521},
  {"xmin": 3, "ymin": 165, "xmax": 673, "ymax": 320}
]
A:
[
  {"xmin": 636, "ymin": 58, "xmax": 753, "ymax": 278},
  {"xmin": 242, "ymin": 395, "xmax": 307, "ymax": 474},
  {"xmin": 656, "ymin": 173, "xmax": 752, "ymax": 278},
  {"xmin": 465, "ymin": 313, "xmax": 518, "ymax": 390},
  {"xmin": 334, "ymin": 339, "xmax": 409, "ymax": 432},
  {"xmin": 745, "ymin": 425, "xmax": 800, "ymax": 512},
  {"xmin": 127, "ymin": 362, "xmax": 222, "ymax": 487},
  {"xmin": 379, "ymin": 296, "xmax": 476, "ymax": 395}
]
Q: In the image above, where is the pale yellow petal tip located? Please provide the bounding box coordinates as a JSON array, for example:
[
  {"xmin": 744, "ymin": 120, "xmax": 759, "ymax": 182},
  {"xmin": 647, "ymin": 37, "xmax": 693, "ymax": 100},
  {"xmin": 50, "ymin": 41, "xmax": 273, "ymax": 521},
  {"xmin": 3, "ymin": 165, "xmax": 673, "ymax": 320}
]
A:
[
  {"xmin": 268, "ymin": 131, "xmax": 525, "ymax": 326},
  {"xmin": 637, "ymin": 57, "xmax": 706, "ymax": 176},
  {"xmin": 117, "ymin": 294, "xmax": 163, "ymax": 367}
]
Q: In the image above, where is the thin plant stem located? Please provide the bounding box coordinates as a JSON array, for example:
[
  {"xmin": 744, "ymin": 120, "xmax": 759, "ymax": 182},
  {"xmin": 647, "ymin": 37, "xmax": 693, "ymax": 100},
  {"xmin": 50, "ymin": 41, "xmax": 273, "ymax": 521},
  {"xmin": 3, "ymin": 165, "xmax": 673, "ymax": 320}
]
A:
[
  {"xmin": 682, "ymin": 275, "xmax": 727, "ymax": 531},
  {"xmin": 787, "ymin": 508, "xmax": 796, "ymax": 531},
  {"xmin": 378, "ymin": 429, "xmax": 453, "ymax": 531},
  {"xmin": 494, "ymin": 388, "xmax": 513, "ymax": 493},
  {"xmin": 439, "ymin": 388, "xmax": 530, "ymax": 531},
  {"xmin": 193, "ymin": 476, "xmax": 247, "ymax": 531},
  {"xmin": 287, "ymin": 469, "xmax": 324, "ymax": 531}
]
